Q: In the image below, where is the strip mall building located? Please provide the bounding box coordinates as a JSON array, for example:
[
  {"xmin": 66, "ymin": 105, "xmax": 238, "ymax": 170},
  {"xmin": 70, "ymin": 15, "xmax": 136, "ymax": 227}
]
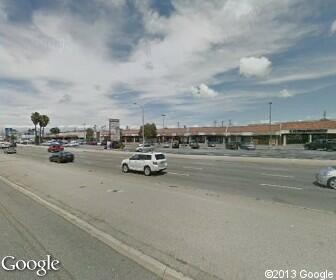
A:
[{"xmin": 121, "ymin": 119, "xmax": 336, "ymax": 145}]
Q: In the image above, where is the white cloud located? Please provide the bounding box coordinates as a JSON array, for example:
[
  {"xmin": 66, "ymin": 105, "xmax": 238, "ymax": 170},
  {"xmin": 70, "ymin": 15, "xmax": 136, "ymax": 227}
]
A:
[
  {"xmin": 279, "ymin": 89, "xmax": 293, "ymax": 98},
  {"xmin": 261, "ymin": 69, "xmax": 336, "ymax": 85},
  {"xmin": 239, "ymin": 56, "xmax": 272, "ymax": 78},
  {"xmin": 0, "ymin": 0, "xmax": 321, "ymax": 127},
  {"xmin": 331, "ymin": 20, "xmax": 336, "ymax": 34},
  {"xmin": 191, "ymin": 83, "xmax": 218, "ymax": 98}
]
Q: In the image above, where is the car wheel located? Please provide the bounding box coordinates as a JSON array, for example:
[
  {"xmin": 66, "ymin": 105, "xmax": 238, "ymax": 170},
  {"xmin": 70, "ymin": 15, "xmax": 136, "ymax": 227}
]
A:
[
  {"xmin": 57, "ymin": 158, "xmax": 61, "ymax": 163},
  {"xmin": 122, "ymin": 164, "xmax": 129, "ymax": 173},
  {"xmin": 144, "ymin": 166, "xmax": 151, "ymax": 176},
  {"xmin": 327, "ymin": 177, "xmax": 336, "ymax": 189}
]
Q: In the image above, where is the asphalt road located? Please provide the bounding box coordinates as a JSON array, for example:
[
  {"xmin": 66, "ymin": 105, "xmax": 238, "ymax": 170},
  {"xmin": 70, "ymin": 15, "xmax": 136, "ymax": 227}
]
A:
[
  {"xmin": 0, "ymin": 179, "xmax": 159, "ymax": 280},
  {"xmin": 14, "ymin": 145, "xmax": 336, "ymax": 213},
  {"xmin": 3, "ymin": 146, "xmax": 336, "ymax": 280}
]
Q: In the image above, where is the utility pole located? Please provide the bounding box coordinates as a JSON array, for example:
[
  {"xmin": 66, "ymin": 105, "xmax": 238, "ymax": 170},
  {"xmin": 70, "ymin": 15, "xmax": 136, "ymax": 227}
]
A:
[
  {"xmin": 177, "ymin": 121, "xmax": 180, "ymax": 128},
  {"xmin": 269, "ymin": 102, "xmax": 272, "ymax": 147},
  {"xmin": 221, "ymin": 120, "xmax": 224, "ymax": 127},
  {"xmin": 83, "ymin": 123, "xmax": 86, "ymax": 142},
  {"xmin": 93, "ymin": 124, "xmax": 97, "ymax": 140},
  {"xmin": 161, "ymin": 114, "xmax": 166, "ymax": 129},
  {"xmin": 214, "ymin": 120, "xmax": 217, "ymax": 127},
  {"xmin": 134, "ymin": 103, "xmax": 145, "ymax": 144}
]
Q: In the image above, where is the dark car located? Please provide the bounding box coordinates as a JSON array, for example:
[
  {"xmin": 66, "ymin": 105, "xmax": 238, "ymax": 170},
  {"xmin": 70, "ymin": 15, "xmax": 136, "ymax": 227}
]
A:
[
  {"xmin": 172, "ymin": 141, "xmax": 179, "ymax": 148},
  {"xmin": 4, "ymin": 146, "xmax": 16, "ymax": 154},
  {"xmin": 49, "ymin": 152, "xmax": 74, "ymax": 163},
  {"xmin": 326, "ymin": 140, "xmax": 336, "ymax": 151},
  {"xmin": 239, "ymin": 142, "xmax": 256, "ymax": 150},
  {"xmin": 48, "ymin": 145, "xmax": 64, "ymax": 153},
  {"xmin": 190, "ymin": 142, "xmax": 200, "ymax": 149},
  {"xmin": 226, "ymin": 142, "xmax": 239, "ymax": 150},
  {"xmin": 304, "ymin": 139, "xmax": 336, "ymax": 151},
  {"xmin": 208, "ymin": 142, "xmax": 216, "ymax": 147},
  {"xmin": 104, "ymin": 141, "xmax": 124, "ymax": 149}
]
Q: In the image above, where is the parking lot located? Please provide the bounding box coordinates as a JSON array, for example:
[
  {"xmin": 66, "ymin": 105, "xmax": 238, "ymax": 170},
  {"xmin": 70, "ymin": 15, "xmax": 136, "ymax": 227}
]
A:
[{"xmin": 78, "ymin": 143, "xmax": 336, "ymax": 160}]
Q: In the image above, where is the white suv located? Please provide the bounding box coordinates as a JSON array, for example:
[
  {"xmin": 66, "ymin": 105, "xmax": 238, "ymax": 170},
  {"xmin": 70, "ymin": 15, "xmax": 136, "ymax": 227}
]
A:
[{"xmin": 121, "ymin": 152, "xmax": 167, "ymax": 176}]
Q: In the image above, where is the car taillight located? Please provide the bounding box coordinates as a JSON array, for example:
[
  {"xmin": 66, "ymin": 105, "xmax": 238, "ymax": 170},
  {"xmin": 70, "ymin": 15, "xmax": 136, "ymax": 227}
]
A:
[{"xmin": 153, "ymin": 161, "xmax": 158, "ymax": 165}]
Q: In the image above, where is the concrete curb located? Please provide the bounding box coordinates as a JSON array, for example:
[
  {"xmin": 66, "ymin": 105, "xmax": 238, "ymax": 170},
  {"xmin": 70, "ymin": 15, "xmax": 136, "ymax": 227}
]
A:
[{"xmin": 0, "ymin": 175, "xmax": 194, "ymax": 280}]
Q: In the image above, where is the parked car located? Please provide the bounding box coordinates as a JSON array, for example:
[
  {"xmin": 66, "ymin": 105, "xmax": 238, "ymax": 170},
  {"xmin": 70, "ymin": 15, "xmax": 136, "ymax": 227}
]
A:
[
  {"xmin": 48, "ymin": 145, "xmax": 64, "ymax": 153},
  {"xmin": 0, "ymin": 142, "xmax": 11, "ymax": 149},
  {"xmin": 3, "ymin": 146, "xmax": 16, "ymax": 154},
  {"xmin": 239, "ymin": 142, "xmax": 256, "ymax": 150},
  {"xmin": 20, "ymin": 140, "xmax": 33, "ymax": 145},
  {"xmin": 121, "ymin": 152, "xmax": 167, "ymax": 176},
  {"xmin": 316, "ymin": 166, "xmax": 336, "ymax": 189},
  {"xmin": 172, "ymin": 141, "xmax": 179, "ymax": 149},
  {"xmin": 135, "ymin": 143, "xmax": 154, "ymax": 152},
  {"xmin": 64, "ymin": 140, "xmax": 80, "ymax": 147},
  {"xmin": 208, "ymin": 142, "xmax": 216, "ymax": 147},
  {"xmin": 226, "ymin": 142, "xmax": 239, "ymax": 150},
  {"xmin": 162, "ymin": 142, "xmax": 170, "ymax": 148},
  {"xmin": 43, "ymin": 140, "xmax": 60, "ymax": 146},
  {"xmin": 304, "ymin": 139, "xmax": 334, "ymax": 150},
  {"xmin": 326, "ymin": 140, "xmax": 336, "ymax": 151},
  {"xmin": 190, "ymin": 142, "xmax": 200, "ymax": 149},
  {"xmin": 49, "ymin": 152, "xmax": 74, "ymax": 163}
]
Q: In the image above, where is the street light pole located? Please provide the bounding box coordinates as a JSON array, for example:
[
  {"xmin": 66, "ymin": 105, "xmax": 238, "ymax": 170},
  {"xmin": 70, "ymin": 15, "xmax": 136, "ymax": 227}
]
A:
[
  {"xmin": 269, "ymin": 102, "xmax": 272, "ymax": 147},
  {"xmin": 161, "ymin": 114, "xmax": 166, "ymax": 129},
  {"xmin": 142, "ymin": 106, "xmax": 144, "ymax": 144},
  {"xmin": 83, "ymin": 123, "xmax": 86, "ymax": 142},
  {"xmin": 134, "ymin": 103, "xmax": 145, "ymax": 145}
]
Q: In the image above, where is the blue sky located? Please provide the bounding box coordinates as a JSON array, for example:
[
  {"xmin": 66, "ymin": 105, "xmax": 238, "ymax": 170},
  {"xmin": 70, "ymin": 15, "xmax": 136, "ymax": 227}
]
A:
[{"xmin": 0, "ymin": 0, "xmax": 336, "ymax": 130}]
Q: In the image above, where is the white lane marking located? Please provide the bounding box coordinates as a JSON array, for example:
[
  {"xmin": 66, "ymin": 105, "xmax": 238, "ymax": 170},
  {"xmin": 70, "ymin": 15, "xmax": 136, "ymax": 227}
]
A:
[
  {"xmin": 260, "ymin": 183, "xmax": 302, "ymax": 190},
  {"xmin": 168, "ymin": 172, "xmax": 190, "ymax": 176},
  {"xmin": 260, "ymin": 167, "xmax": 289, "ymax": 171},
  {"xmin": 182, "ymin": 166, "xmax": 203, "ymax": 170},
  {"xmin": 261, "ymin": 173, "xmax": 294, "ymax": 178}
]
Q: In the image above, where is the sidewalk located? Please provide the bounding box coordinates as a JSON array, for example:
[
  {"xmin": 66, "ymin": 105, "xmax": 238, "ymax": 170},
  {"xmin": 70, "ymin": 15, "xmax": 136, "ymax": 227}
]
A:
[{"xmin": 0, "ymin": 155, "xmax": 335, "ymax": 280}]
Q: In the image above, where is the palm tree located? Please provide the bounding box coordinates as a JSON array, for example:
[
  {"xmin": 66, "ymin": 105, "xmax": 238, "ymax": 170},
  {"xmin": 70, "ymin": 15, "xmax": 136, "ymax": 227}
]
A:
[
  {"xmin": 31, "ymin": 112, "xmax": 40, "ymax": 144},
  {"xmin": 39, "ymin": 115, "xmax": 50, "ymax": 142}
]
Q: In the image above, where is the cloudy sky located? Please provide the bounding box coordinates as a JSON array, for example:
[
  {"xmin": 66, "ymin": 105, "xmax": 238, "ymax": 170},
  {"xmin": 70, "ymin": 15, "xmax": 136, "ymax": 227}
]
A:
[{"xmin": 1, "ymin": 0, "xmax": 336, "ymax": 130}]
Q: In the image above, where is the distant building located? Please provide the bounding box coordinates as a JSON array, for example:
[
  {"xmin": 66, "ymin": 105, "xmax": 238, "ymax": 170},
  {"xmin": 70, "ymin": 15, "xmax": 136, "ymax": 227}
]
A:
[{"xmin": 121, "ymin": 119, "xmax": 336, "ymax": 146}]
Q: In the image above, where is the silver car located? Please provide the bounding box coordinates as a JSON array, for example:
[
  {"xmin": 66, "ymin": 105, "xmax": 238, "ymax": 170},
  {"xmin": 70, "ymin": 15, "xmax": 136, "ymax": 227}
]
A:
[
  {"xmin": 135, "ymin": 143, "xmax": 154, "ymax": 153},
  {"xmin": 316, "ymin": 166, "xmax": 336, "ymax": 189}
]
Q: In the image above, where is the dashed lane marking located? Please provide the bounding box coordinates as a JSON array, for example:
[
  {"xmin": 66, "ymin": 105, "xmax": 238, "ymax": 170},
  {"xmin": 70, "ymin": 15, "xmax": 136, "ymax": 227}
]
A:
[
  {"xmin": 260, "ymin": 183, "xmax": 302, "ymax": 190},
  {"xmin": 182, "ymin": 166, "xmax": 203, "ymax": 170},
  {"xmin": 261, "ymin": 173, "xmax": 294, "ymax": 178},
  {"xmin": 168, "ymin": 172, "xmax": 190, "ymax": 176}
]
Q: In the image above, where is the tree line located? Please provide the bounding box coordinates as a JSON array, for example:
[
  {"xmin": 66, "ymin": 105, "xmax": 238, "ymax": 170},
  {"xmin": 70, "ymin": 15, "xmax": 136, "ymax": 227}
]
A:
[{"xmin": 30, "ymin": 112, "xmax": 50, "ymax": 144}]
